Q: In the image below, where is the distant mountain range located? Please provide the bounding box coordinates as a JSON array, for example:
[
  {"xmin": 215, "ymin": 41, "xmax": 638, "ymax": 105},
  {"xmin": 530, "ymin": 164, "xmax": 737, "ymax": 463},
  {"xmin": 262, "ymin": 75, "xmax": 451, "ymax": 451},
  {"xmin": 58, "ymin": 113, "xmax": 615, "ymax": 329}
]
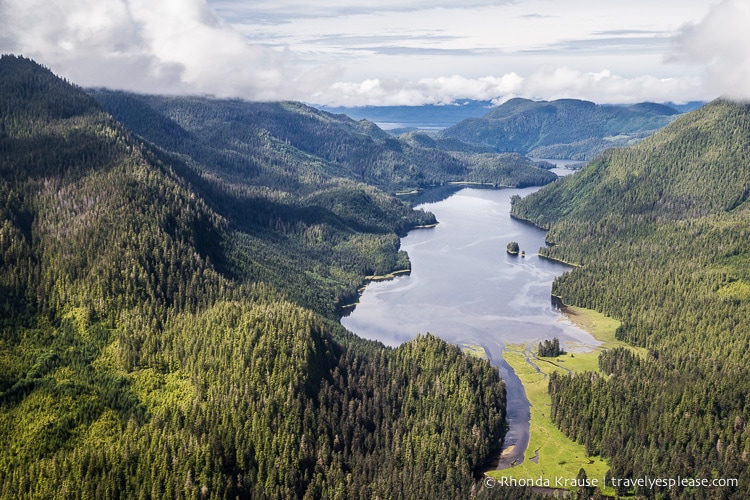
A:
[
  {"xmin": 319, "ymin": 100, "xmax": 705, "ymax": 134},
  {"xmin": 319, "ymin": 100, "xmax": 494, "ymax": 130},
  {"xmin": 90, "ymin": 91, "xmax": 557, "ymax": 192},
  {"xmin": 438, "ymin": 98, "xmax": 688, "ymax": 160},
  {"xmin": 321, "ymin": 99, "xmax": 706, "ymax": 161}
]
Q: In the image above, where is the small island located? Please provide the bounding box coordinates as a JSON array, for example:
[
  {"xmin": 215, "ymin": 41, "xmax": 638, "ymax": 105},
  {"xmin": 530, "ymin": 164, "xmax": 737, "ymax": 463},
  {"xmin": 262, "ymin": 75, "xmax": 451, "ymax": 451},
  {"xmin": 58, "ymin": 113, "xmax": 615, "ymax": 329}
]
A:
[{"xmin": 506, "ymin": 241, "xmax": 520, "ymax": 255}]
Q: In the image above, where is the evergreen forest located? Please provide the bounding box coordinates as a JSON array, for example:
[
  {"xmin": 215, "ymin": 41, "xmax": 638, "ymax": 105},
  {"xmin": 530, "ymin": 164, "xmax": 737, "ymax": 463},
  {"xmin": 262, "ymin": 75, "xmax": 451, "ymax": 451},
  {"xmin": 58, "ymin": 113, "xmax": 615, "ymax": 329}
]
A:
[
  {"xmin": 512, "ymin": 99, "xmax": 750, "ymax": 498},
  {"xmin": 0, "ymin": 55, "xmax": 530, "ymax": 498},
  {"xmin": 440, "ymin": 97, "xmax": 681, "ymax": 160},
  {"xmin": 88, "ymin": 90, "xmax": 558, "ymax": 195}
]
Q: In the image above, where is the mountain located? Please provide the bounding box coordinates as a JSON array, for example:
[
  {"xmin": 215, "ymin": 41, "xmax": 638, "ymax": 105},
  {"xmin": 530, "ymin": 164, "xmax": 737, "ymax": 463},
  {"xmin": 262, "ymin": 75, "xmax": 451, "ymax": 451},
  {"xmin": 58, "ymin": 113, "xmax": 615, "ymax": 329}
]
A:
[
  {"xmin": 511, "ymin": 99, "xmax": 750, "ymax": 497},
  {"xmin": 665, "ymin": 101, "xmax": 706, "ymax": 113},
  {"xmin": 318, "ymin": 100, "xmax": 494, "ymax": 130},
  {"xmin": 439, "ymin": 97, "xmax": 681, "ymax": 160},
  {"xmin": 90, "ymin": 90, "xmax": 557, "ymax": 194},
  {"xmin": 0, "ymin": 55, "xmax": 510, "ymax": 499}
]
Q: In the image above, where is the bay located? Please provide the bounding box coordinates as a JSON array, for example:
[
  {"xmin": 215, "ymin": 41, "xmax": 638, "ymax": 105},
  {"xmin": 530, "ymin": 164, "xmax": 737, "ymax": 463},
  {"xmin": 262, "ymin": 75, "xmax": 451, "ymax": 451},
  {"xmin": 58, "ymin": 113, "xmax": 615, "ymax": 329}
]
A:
[{"xmin": 341, "ymin": 162, "xmax": 598, "ymax": 469}]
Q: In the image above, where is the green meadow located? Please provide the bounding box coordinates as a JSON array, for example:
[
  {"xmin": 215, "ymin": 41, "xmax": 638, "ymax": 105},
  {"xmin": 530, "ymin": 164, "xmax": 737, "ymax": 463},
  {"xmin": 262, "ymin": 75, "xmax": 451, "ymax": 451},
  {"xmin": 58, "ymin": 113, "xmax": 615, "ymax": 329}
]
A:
[
  {"xmin": 461, "ymin": 343, "xmax": 488, "ymax": 359},
  {"xmin": 487, "ymin": 306, "xmax": 642, "ymax": 496}
]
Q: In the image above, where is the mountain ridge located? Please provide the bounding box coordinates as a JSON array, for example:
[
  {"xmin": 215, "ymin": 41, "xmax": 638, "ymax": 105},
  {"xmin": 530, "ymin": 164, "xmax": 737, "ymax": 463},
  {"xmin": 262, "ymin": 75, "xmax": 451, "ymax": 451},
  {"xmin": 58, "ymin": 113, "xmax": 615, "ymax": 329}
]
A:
[
  {"xmin": 91, "ymin": 89, "xmax": 558, "ymax": 195},
  {"xmin": 510, "ymin": 98, "xmax": 750, "ymax": 497},
  {"xmin": 0, "ymin": 55, "xmax": 510, "ymax": 499},
  {"xmin": 439, "ymin": 97, "xmax": 682, "ymax": 160}
]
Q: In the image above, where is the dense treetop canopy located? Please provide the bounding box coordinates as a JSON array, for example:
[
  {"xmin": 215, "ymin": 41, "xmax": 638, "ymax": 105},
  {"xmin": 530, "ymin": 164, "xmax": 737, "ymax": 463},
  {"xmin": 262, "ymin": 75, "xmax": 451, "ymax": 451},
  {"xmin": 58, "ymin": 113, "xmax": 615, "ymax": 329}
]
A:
[
  {"xmin": 0, "ymin": 54, "xmax": 516, "ymax": 499},
  {"xmin": 512, "ymin": 98, "xmax": 750, "ymax": 498}
]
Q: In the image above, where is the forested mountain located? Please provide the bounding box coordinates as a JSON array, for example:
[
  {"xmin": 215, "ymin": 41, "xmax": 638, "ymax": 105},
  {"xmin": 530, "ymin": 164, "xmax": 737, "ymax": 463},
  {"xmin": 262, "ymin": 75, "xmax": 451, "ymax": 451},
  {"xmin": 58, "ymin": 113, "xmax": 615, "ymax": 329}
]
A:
[
  {"xmin": 440, "ymin": 97, "xmax": 680, "ymax": 160},
  {"xmin": 89, "ymin": 90, "xmax": 557, "ymax": 194},
  {"xmin": 0, "ymin": 55, "xmax": 515, "ymax": 498},
  {"xmin": 512, "ymin": 99, "xmax": 750, "ymax": 498},
  {"xmin": 319, "ymin": 100, "xmax": 493, "ymax": 130}
]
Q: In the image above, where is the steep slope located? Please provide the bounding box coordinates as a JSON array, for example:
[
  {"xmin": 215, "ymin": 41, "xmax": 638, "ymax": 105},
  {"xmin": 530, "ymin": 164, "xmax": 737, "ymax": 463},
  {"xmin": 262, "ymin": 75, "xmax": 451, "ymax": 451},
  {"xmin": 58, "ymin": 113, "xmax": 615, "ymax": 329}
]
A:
[
  {"xmin": 440, "ymin": 97, "xmax": 679, "ymax": 160},
  {"xmin": 90, "ymin": 90, "xmax": 557, "ymax": 192},
  {"xmin": 0, "ymin": 55, "xmax": 508, "ymax": 499},
  {"xmin": 511, "ymin": 99, "xmax": 750, "ymax": 498},
  {"xmin": 512, "ymin": 99, "xmax": 750, "ymax": 227}
]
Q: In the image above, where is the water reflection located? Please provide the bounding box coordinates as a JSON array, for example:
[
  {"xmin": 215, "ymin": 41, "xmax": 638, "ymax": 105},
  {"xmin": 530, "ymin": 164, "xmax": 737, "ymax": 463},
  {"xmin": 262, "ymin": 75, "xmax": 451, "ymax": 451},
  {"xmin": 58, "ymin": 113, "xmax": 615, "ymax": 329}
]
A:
[
  {"xmin": 343, "ymin": 186, "xmax": 593, "ymax": 349},
  {"xmin": 342, "ymin": 165, "xmax": 596, "ymax": 468}
]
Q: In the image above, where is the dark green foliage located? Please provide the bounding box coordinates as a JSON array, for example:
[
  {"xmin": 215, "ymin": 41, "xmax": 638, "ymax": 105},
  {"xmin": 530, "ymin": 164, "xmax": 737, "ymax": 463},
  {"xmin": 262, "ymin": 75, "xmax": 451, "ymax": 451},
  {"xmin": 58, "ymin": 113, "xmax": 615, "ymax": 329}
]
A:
[
  {"xmin": 537, "ymin": 338, "xmax": 563, "ymax": 357},
  {"xmin": 514, "ymin": 99, "xmax": 750, "ymax": 498},
  {"xmin": 86, "ymin": 89, "xmax": 444, "ymax": 318},
  {"xmin": 90, "ymin": 90, "xmax": 558, "ymax": 193},
  {"xmin": 0, "ymin": 55, "xmax": 507, "ymax": 498},
  {"xmin": 458, "ymin": 152, "xmax": 558, "ymax": 187},
  {"xmin": 439, "ymin": 97, "xmax": 679, "ymax": 160},
  {"xmin": 506, "ymin": 241, "xmax": 520, "ymax": 255}
]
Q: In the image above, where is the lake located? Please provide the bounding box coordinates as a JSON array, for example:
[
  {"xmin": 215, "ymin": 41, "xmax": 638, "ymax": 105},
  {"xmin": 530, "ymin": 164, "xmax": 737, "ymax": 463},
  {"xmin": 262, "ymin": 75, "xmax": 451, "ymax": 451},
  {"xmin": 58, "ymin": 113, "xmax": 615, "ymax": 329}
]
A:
[{"xmin": 341, "ymin": 162, "xmax": 598, "ymax": 469}]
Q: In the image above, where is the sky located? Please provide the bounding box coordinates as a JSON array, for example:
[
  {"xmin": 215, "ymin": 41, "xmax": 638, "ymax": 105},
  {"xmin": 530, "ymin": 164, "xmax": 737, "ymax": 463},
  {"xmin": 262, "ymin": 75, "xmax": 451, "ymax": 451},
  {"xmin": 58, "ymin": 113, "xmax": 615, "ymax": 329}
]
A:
[{"xmin": 1, "ymin": 0, "xmax": 749, "ymax": 107}]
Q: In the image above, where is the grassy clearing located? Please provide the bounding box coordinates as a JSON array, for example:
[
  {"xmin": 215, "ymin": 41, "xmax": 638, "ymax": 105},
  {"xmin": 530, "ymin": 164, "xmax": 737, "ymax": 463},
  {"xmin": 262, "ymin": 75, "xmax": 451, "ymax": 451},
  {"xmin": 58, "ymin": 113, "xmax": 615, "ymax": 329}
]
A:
[
  {"xmin": 487, "ymin": 306, "xmax": 642, "ymax": 496},
  {"xmin": 461, "ymin": 343, "xmax": 488, "ymax": 359},
  {"xmin": 365, "ymin": 269, "xmax": 411, "ymax": 282},
  {"xmin": 562, "ymin": 305, "xmax": 647, "ymax": 358},
  {"xmin": 488, "ymin": 347, "xmax": 613, "ymax": 495}
]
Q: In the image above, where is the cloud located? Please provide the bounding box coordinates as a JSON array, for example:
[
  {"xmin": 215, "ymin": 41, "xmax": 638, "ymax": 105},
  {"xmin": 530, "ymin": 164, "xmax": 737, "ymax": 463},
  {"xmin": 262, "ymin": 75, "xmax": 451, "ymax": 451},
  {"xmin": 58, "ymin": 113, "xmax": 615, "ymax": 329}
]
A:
[
  {"xmin": 313, "ymin": 74, "xmax": 524, "ymax": 106},
  {"xmin": 533, "ymin": 35, "xmax": 671, "ymax": 56},
  {"xmin": 209, "ymin": 0, "xmax": 515, "ymax": 23},
  {"xmin": 308, "ymin": 68, "xmax": 706, "ymax": 107},
  {"xmin": 675, "ymin": 0, "xmax": 750, "ymax": 101},
  {"xmin": 0, "ymin": 0, "xmax": 718, "ymax": 106},
  {"xmin": 0, "ymin": 0, "xmax": 339, "ymax": 99}
]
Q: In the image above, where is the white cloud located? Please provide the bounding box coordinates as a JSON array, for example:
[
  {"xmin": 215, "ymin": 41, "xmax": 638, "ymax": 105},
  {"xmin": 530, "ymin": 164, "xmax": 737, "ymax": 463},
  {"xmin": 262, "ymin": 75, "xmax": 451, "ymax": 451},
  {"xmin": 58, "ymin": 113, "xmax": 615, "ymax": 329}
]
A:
[
  {"xmin": 308, "ymin": 68, "xmax": 706, "ymax": 107},
  {"xmin": 314, "ymin": 74, "xmax": 524, "ymax": 106},
  {"xmin": 517, "ymin": 67, "xmax": 705, "ymax": 105},
  {"xmin": 0, "ymin": 0, "xmax": 338, "ymax": 99},
  {"xmin": 675, "ymin": 0, "xmax": 750, "ymax": 101},
  {"xmin": 209, "ymin": 0, "xmax": 514, "ymax": 22},
  {"xmin": 0, "ymin": 0, "xmax": 722, "ymax": 106}
]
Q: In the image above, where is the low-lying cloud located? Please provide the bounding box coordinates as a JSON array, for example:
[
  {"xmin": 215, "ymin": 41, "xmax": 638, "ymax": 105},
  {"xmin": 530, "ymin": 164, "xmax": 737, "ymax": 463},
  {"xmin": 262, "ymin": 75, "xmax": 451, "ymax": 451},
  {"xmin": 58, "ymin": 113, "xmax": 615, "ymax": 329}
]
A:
[
  {"xmin": 0, "ymin": 0, "xmax": 337, "ymax": 99},
  {"xmin": 0, "ymin": 0, "xmax": 735, "ymax": 106},
  {"xmin": 675, "ymin": 0, "xmax": 750, "ymax": 102},
  {"xmin": 311, "ymin": 69, "xmax": 705, "ymax": 107}
]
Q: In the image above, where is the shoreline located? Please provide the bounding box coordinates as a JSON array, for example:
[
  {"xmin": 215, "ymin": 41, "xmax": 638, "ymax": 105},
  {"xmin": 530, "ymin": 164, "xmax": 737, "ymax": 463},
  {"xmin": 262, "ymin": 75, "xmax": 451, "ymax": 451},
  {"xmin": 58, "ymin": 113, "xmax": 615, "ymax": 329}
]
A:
[
  {"xmin": 339, "ymin": 269, "xmax": 413, "ymax": 312},
  {"xmin": 487, "ymin": 305, "xmax": 624, "ymax": 497},
  {"xmin": 341, "ymin": 220, "xmax": 438, "ymax": 311},
  {"xmin": 447, "ymin": 181, "xmax": 513, "ymax": 188},
  {"xmin": 364, "ymin": 269, "xmax": 411, "ymax": 285},
  {"xmin": 538, "ymin": 254, "xmax": 580, "ymax": 268}
]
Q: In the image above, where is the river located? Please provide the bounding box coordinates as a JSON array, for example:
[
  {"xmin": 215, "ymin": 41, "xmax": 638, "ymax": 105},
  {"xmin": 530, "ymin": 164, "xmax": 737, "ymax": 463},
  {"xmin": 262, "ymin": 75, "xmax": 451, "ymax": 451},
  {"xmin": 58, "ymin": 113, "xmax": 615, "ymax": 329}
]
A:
[{"xmin": 340, "ymin": 160, "xmax": 599, "ymax": 469}]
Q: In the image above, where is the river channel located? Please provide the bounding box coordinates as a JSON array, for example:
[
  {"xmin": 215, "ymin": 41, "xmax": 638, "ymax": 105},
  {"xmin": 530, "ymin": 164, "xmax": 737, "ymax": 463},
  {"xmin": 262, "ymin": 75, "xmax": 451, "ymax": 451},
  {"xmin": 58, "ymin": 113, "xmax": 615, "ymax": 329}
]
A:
[{"xmin": 341, "ymin": 161, "xmax": 599, "ymax": 469}]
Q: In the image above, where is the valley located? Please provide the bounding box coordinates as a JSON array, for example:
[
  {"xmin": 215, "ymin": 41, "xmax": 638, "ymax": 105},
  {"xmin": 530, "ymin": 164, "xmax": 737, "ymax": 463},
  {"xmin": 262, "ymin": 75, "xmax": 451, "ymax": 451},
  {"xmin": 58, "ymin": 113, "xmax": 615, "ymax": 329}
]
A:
[
  {"xmin": 341, "ymin": 164, "xmax": 590, "ymax": 472},
  {"xmin": 0, "ymin": 56, "xmax": 509, "ymax": 499},
  {"xmin": 1, "ymin": 53, "xmax": 749, "ymax": 500}
]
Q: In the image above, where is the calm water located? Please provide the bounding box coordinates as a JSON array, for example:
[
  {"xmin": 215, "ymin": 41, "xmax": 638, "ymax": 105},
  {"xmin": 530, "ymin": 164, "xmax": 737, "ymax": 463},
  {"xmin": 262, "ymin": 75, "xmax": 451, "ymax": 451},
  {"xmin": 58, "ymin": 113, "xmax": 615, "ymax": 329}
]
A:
[{"xmin": 341, "ymin": 163, "xmax": 597, "ymax": 468}]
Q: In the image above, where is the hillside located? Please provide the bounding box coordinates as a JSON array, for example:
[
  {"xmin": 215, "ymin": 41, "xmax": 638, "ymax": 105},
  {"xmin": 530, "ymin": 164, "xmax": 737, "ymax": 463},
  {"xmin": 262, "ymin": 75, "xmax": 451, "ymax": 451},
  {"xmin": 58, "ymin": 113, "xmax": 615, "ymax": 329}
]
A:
[
  {"xmin": 319, "ymin": 100, "xmax": 494, "ymax": 129},
  {"xmin": 90, "ymin": 90, "xmax": 557, "ymax": 194},
  {"xmin": 511, "ymin": 99, "xmax": 750, "ymax": 497},
  {"xmin": 439, "ymin": 97, "xmax": 680, "ymax": 160},
  {"xmin": 0, "ymin": 55, "xmax": 512, "ymax": 499}
]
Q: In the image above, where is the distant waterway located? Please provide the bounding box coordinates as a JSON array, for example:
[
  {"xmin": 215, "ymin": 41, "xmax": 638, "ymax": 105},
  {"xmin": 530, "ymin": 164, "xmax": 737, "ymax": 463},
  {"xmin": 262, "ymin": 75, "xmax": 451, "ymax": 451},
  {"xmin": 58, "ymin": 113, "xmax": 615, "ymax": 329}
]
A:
[{"xmin": 341, "ymin": 160, "xmax": 597, "ymax": 469}]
